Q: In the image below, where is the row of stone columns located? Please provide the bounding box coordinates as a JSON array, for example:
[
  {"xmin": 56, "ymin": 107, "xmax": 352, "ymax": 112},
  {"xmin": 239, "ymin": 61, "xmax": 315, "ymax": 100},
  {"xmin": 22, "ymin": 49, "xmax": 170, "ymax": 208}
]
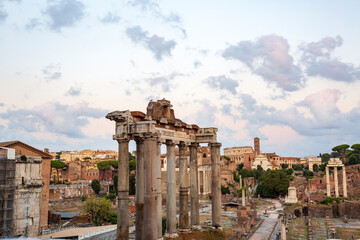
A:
[
  {"xmin": 325, "ymin": 165, "xmax": 347, "ymax": 198},
  {"xmin": 117, "ymin": 136, "xmax": 222, "ymax": 240}
]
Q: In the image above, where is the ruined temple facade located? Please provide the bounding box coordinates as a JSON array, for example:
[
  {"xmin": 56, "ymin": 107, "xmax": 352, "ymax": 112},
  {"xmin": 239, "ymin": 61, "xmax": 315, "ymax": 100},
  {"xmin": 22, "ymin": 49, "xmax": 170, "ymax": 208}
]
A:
[
  {"xmin": 106, "ymin": 99, "xmax": 222, "ymax": 240},
  {"xmin": 0, "ymin": 141, "xmax": 52, "ymax": 237}
]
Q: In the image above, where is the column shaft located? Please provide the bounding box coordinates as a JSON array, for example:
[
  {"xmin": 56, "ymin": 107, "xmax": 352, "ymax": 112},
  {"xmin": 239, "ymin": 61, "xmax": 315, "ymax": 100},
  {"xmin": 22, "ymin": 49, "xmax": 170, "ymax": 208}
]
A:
[
  {"xmin": 190, "ymin": 143, "xmax": 200, "ymax": 227},
  {"xmin": 143, "ymin": 134, "xmax": 158, "ymax": 240},
  {"xmin": 165, "ymin": 141, "xmax": 177, "ymax": 237},
  {"xmin": 334, "ymin": 167, "xmax": 339, "ymax": 197},
  {"xmin": 342, "ymin": 166, "xmax": 348, "ymax": 198},
  {"xmin": 210, "ymin": 142, "xmax": 222, "ymax": 228},
  {"xmin": 326, "ymin": 166, "xmax": 330, "ymax": 197},
  {"xmin": 179, "ymin": 142, "xmax": 189, "ymax": 230},
  {"xmin": 135, "ymin": 139, "xmax": 144, "ymax": 240},
  {"xmin": 117, "ymin": 139, "xmax": 129, "ymax": 240},
  {"xmin": 156, "ymin": 142, "xmax": 162, "ymax": 239}
]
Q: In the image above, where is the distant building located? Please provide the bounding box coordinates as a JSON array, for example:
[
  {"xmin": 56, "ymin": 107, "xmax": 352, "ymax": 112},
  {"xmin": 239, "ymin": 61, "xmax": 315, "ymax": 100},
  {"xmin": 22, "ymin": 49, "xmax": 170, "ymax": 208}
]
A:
[{"xmin": 251, "ymin": 154, "xmax": 272, "ymax": 171}]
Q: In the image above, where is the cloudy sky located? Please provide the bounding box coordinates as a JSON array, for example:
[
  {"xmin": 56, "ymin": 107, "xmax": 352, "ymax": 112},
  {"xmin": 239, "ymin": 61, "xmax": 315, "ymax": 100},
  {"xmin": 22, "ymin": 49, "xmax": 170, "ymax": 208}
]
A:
[{"xmin": 1, "ymin": 0, "xmax": 360, "ymax": 157}]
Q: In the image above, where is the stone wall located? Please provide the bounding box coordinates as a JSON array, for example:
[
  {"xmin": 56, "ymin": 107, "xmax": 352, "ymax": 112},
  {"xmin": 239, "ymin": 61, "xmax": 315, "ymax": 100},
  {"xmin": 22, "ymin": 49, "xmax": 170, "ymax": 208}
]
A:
[{"xmin": 338, "ymin": 202, "xmax": 360, "ymax": 219}]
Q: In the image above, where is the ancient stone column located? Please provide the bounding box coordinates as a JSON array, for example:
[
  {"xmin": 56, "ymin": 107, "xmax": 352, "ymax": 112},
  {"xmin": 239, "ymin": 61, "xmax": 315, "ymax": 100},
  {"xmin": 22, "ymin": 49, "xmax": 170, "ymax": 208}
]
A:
[
  {"xmin": 179, "ymin": 141, "xmax": 189, "ymax": 230},
  {"xmin": 165, "ymin": 140, "xmax": 178, "ymax": 238},
  {"xmin": 210, "ymin": 142, "xmax": 222, "ymax": 228},
  {"xmin": 326, "ymin": 166, "xmax": 330, "ymax": 197},
  {"xmin": 117, "ymin": 139, "xmax": 130, "ymax": 240},
  {"xmin": 281, "ymin": 219, "xmax": 286, "ymax": 240},
  {"xmin": 143, "ymin": 133, "xmax": 159, "ymax": 240},
  {"xmin": 189, "ymin": 143, "xmax": 200, "ymax": 229},
  {"xmin": 342, "ymin": 166, "xmax": 348, "ymax": 198},
  {"xmin": 334, "ymin": 167, "xmax": 339, "ymax": 197},
  {"xmin": 156, "ymin": 141, "xmax": 162, "ymax": 239},
  {"xmin": 135, "ymin": 137, "xmax": 144, "ymax": 240},
  {"xmin": 242, "ymin": 189, "xmax": 246, "ymax": 207}
]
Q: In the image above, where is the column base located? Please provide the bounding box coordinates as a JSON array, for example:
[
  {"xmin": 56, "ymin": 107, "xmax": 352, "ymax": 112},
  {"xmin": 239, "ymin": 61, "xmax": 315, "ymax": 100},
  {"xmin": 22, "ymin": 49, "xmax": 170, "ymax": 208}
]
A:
[
  {"xmin": 164, "ymin": 233, "xmax": 179, "ymax": 238},
  {"xmin": 191, "ymin": 225, "xmax": 202, "ymax": 231},
  {"xmin": 178, "ymin": 228, "xmax": 191, "ymax": 233},
  {"xmin": 157, "ymin": 238, "xmax": 163, "ymax": 240}
]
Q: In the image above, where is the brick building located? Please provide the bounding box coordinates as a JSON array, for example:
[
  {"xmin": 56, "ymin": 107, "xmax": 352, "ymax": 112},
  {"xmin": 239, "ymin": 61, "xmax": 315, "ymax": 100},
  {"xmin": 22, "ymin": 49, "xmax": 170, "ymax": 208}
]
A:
[{"xmin": 0, "ymin": 141, "xmax": 52, "ymax": 236}]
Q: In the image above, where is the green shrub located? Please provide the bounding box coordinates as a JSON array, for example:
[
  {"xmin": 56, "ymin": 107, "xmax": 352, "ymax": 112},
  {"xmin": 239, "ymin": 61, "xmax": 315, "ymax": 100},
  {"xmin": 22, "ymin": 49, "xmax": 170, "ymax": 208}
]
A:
[
  {"xmin": 320, "ymin": 197, "xmax": 340, "ymax": 206},
  {"xmin": 221, "ymin": 185, "xmax": 230, "ymax": 195},
  {"xmin": 105, "ymin": 192, "xmax": 116, "ymax": 200},
  {"xmin": 80, "ymin": 195, "xmax": 87, "ymax": 201},
  {"xmin": 107, "ymin": 212, "xmax": 117, "ymax": 224}
]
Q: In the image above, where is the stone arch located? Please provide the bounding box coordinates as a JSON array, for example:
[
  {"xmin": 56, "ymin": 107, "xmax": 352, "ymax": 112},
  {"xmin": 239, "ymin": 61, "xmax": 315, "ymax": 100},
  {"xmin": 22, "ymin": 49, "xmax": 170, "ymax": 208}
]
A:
[
  {"xmin": 203, "ymin": 153, "xmax": 207, "ymax": 158},
  {"xmin": 294, "ymin": 209, "xmax": 301, "ymax": 218}
]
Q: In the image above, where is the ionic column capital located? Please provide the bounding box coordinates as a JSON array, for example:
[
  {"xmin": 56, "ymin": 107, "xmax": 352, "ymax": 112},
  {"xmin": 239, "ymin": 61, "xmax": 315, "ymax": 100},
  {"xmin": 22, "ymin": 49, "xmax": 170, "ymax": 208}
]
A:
[{"xmin": 209, "ymin": 142, "xmax": 222, "ymax": 148}]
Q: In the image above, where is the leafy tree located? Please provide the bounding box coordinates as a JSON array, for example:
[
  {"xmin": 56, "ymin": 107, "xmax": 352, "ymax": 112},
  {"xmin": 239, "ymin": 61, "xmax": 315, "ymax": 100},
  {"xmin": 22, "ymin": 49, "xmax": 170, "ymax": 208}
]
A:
[
  {"xmin": 129, "ymin": 173, "xmax": 136, "ymax": 195},
  {"xmin": 51, "ymin": 160, "xmax": 66, "ymax": 182},
  {"xmin": 221, "ymin": 185, "xmax": 230, "ymax": 195},
  {"xmin": 321, "ymin": 153, "xmax": 331, "ymax": 163},
  {"xmin": 113, "ymin": 175, "xmax": 118, "ymax": 192},
  {"xmin": 303, "ymin": 170, "xmax": 314, "ymax": 178},
  {"xmin": 232, "ymin": 171, "xmax": 240, "ymax": 183},
  {"xmin": 332, "ymin": 144, "xmax": 350, "ymax": 163},
  {"xmin": 107, "ymin": 213, "xmax": 117, "ymax": 224},
  {"xmin": 80, "ymin": 195, "xmax": 87, "ymax": 201},
  {"xmin": 97, "ymin": 160, "xmax": 118, "ymax": 170},
  {"xmin": 351, "ymin": 144, "xmax": 360, "ymax": 152},
  {"xmin": 256, "ymin": 170, "xmax": 289, "ymax": 198},
  {"xmin": 282, "ymin": 168, "xmax": 293, "ymax": 175},
  {"xmin": 223, "ymin": 155, "xmax": 231, "ymax": 161},
  {"xmin": 257, "ymin": 165, "xmax": 264, "ymax": 171},
  {"xmin": 129, "ymin": 160, "xmax": 136, "ymax": 172},
  {"xmin": 313, "ymin": 164, "xmax": 319, "ymax": 172},
  {"xmin": 83, "ymin": 197, "xmax": 114, "ymax": 226},
  {"xmin": 91, "ymin": 179, "xmax": 101, "ymax": 194},
  {"xmin": 319, "ymin": 164, "xmax": 326, "ymax": 172},
  {"xmin": 56, "ymin": 152, "xmax": 61, "ymax": 159},
  {"xmin": 292, "ymin": 164, "xmax": 303, "ymax": 171},
  {"xmin": 97, "ymin": 161, "xmax": 111, "ymax": 170},
  {"xmin": 348, "ymin": 153, "xmax": 360, "ymax": 165},
  {"xmin": 281, "ymin": 163, "xmax": 288, "ymax": 169},
  {"xmin": 236, "ymin": 163, "xmax": 244, "ymax": 173}
]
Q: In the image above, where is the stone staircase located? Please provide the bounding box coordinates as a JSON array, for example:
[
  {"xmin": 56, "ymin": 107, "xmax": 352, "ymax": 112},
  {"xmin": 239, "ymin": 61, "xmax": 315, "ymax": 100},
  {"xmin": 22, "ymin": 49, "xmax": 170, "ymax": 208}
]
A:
[
  {"xmin": 286, "ymin": 218, "xmax": 307, "ymax": 240},
  {"xmin": 311, "ymin": 218, "xmax": 327, "ymax": 240}
]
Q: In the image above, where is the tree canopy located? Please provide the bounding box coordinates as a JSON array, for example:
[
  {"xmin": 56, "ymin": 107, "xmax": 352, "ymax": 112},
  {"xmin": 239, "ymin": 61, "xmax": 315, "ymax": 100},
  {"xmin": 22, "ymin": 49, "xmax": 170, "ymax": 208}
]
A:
[
  {"xmin": 82, "ymin": 197, "xmax": 114, "ymax": 226},
  {"xmin": 256, "ymin": 170, "xmax": 289, "ymax": 198},
  {"xmin": 51, "ymin": 160, "xmax": 66, "ymax": 169},
  {"xmin": 97, "ymin": 161, "xmax": 118, "ymax": 170},
  {"xmin": 332, "ymin": 144, "xmax": 350, "ymax": 161},
  {"xmin": 91, "ymin": 179, "xmax": 101, "ymax": 194}
]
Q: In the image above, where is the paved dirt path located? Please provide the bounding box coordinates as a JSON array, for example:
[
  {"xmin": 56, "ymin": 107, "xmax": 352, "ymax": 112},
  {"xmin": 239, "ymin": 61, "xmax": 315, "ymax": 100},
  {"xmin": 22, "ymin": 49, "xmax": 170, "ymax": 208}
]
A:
[{"xmin": 249, "ymin": 199, "xmax": 283, "ymax": 240}]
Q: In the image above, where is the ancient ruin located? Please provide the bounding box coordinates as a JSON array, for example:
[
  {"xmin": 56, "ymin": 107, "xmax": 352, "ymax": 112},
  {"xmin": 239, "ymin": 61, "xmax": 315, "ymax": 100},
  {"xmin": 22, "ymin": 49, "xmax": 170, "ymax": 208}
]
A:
[
  {"xmin": 106, "ymin": 99, "xmax": 222, "ymax": 240},
  {"xmin": 326, "ymin": 158, "xmax": 347, "ymax": 198}
]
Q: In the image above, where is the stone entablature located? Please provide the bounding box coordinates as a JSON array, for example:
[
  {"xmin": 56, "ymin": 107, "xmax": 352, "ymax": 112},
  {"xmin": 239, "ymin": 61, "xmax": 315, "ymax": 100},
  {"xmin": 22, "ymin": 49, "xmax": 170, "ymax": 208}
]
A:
[{"xmin": 107, "ymin": 99, "xmax": 222, "ymax": 240}]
